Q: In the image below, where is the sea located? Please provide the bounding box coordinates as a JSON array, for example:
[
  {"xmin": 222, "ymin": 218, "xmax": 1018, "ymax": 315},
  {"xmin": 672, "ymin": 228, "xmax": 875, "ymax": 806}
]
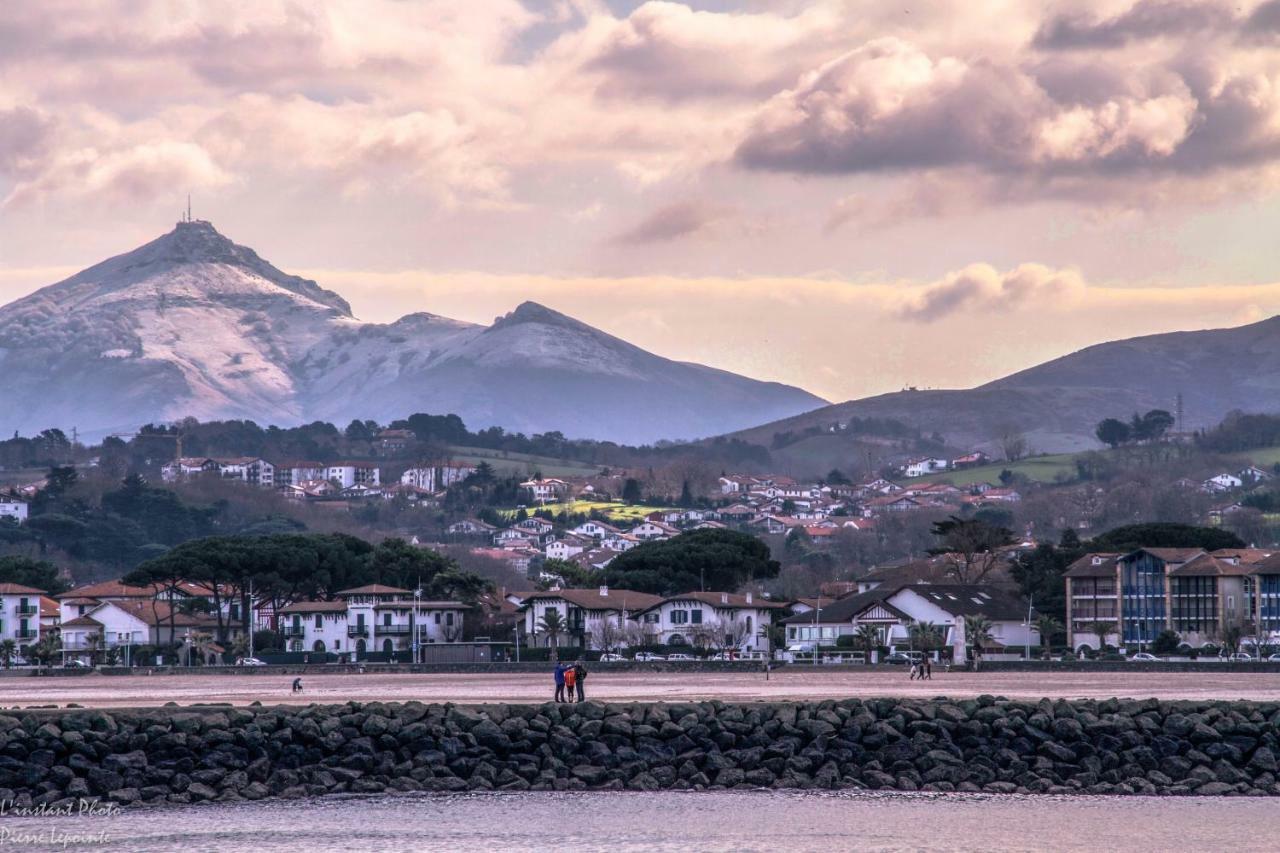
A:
[{"xmin": 1, "ymin": 790, "xmax": 1273, "ymax": 852}]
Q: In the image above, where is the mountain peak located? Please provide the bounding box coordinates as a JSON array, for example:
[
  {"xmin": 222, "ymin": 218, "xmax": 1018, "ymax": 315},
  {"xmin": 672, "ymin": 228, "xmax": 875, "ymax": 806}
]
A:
[{"xmin": 492, "ymin": 301, "xmax": 583, "ymax": 329}]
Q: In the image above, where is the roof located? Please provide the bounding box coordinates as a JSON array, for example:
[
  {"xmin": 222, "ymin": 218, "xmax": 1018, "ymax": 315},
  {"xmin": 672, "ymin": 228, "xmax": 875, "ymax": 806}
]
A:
[
  {"xmin": 335, "ymin": 584, "xmax": 411, "ymax": 596},
  {"xmin": 60, "ymin": 615, "xmax": 105, "ymax": 628},
  {"xmin": 1209, "ymin": 548, "xmax": 1276, "ymax": 565},
  {"xmin": 39, "ymin": 596, "xmax": 59, "ymax": 617},
  {"xmin": 1169, "ymin": 554, "xmax": 1253, "ymax": 578},
  {"xmin": 277, "ymin": 600, "xmax": 349, "ymax": 614},
  {"xmin": 102, "ymin": 599, "xmax": 220, "ymax": 627},
  {"xmin": 0, "ymin": 582, "xmax": 47, "ymax": 595},
  {"xmin": 899, "ymin": 584, "xmax": 1031, "ymax": 620},
  {"xmin": 519, "ymin": 588, "xmax": 663, "ymax": 612},
  {"xmin": 56, "ymin": 579, "xmax": 155, "ymax": 600},
  {"xmin": 1125, "ymin": 548, "xmax": 1205, "ymax": 563},
  {"xmin": 781, "ymin": 588, "xmax": 904, "ymax": 624},
  {"xmin": 632, "ymin": 592, "xmax": 787, "ymax": 615},
  {"xmin": 1064, "ymin": 553, "xmax": 1121, "ymax": 578}
]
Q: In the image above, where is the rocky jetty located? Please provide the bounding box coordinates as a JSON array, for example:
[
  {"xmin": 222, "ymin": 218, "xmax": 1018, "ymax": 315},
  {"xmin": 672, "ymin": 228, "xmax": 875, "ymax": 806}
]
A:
[{"xmin": 1, "ymin": 697, "xmax": 1278, "ymax": 808}]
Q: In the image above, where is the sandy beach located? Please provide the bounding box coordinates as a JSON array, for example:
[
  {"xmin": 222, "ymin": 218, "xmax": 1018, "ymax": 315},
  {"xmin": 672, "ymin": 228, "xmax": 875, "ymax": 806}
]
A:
[{"xmin": 4, "ymin": 668, "xmax": 1280, "ymax": 709}]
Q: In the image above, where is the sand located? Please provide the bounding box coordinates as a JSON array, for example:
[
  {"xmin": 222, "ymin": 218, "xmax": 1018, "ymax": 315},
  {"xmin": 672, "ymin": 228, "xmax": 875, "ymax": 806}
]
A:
[{"xmin": 3, "ymin": 668, "xmax": 1280, "ymax": 709}]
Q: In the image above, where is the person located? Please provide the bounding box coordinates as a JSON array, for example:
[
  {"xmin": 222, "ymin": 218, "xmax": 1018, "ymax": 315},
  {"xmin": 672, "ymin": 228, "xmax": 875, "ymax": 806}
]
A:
[
  {"xmin": 563, "ymin": 662, "xmax": 578, "ymax": 702},
  {"xmin": 553, "ymin": 662, "xmax": 566, "ymax": 702},
  {"xmin": 573, "ymin": 660, "xmax": 587, "ymax": 702},
  {"xmin": 924, "ymin": 657, "xmax": 933, "ymax": 680},
  {"xmin": 291, "ymin": 677, "xmax": 303, "ymax": 693},
  {"xmin": 908, "ymin": 660, "xmax": 919, "ymax": 680}
]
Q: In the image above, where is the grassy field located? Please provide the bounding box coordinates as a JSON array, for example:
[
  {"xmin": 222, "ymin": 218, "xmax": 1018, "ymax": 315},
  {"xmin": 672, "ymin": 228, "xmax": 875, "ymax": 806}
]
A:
[
  {"xmin": 446, "ymin": 445, "xmax": 600, "ymax": 479},
  {"xmin": 913, "ymin": 453, "xmax": 1079, "ymax": 486},
  {"xmin": 502, "ymin": 499, "xmax": 675, "ymax": 521}
]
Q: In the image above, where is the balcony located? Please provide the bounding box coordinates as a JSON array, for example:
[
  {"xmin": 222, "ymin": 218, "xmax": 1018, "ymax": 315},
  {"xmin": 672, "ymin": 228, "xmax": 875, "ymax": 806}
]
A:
[
  {"xmin": 13, "ymin": 629, "xmax": 36, "ymax": 640},
  {"xmin": 347, "ymin": 626, "xmax": 370, "ymax": 638},
  {"xmin": 15, "ymin": 605, "xmax": 38, "ymax": 616},
  {"xmin": 375, "ymin": 624, "xmax": 411, "ymax": 635},
  {"xmin": 280, "ymin": 626, "xmax": 305, "ymax": 638}
]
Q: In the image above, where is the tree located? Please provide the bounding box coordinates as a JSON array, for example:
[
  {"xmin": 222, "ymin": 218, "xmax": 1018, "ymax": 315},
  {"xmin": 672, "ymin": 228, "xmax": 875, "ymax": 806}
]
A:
[
  {"xmin": 0, "ymin": 639, "xmax": 15, "ymax": 669},
  {"xmin": 907, "ymin": 620, "xmax": 943, "ymax": 654},
  {"xmin": 1000, "ymin": 430, "xmax": 1028, "ymax": 463},
  {"xmin": 1222, "ymin": 623, "xmax": 1243, "ymax": 655},
  {"xmin": 1089, "ymin": 523, "xmax": 1245, "ymax": 552},
  {"xmin": 1150, "ymin": 629, "xmax": 1180, "ymax": 655},
  {"xmin": 928, "ymin": 516, "xmax": 1016, "ymax": 584},
  {"xmin": 599, "ymin": 529, "xmax": 780, "ymax": 596},
  {"xmin": 1033, "ymin": 615, "xmax": 1064, "ymax": 656},
  {"xmin": 27, "ymin": 633, "xmax": 60, "ymax": 667},
  {"xmin": 621, "ymin": 478, "xmax": 643, "ymax": 505},
  {"xmin": 536, "ymin": 609, "xmax": 565, "ymax": 661},
  {"xmin": 0, "ymin": 556, "xmax": 70, "ymax": 596},
  {"xmin": 1088, "ymin": 620, "xmax": 1114, "ymax": 650},
  {"xmin": 825, "ymin": 469, "xmax": 851, "ymax": 485},
  {"xmin": 855, "ymin": 623, "xmax": 880, "ymax": 657},
  {"xmin": 1095, "ymin": 418, "xmax": 1131, "ymax": 448},
  {"xmin": 1135, "ymin": 409, "xmax": 1175, "ymax": 442},
  {"xmin": 595, "ymin": 614, "xmax": 625, "ymax": 654},
  {"xmin": 963, "ymin": 615, "xmax": 994, "ymax": 667}
]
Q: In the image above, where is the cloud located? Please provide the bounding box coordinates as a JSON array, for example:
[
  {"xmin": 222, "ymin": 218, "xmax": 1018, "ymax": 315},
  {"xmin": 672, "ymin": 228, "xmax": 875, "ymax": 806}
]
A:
[
  {"xmin": 609, "ymin": 200, "xmax": 730, "ymax": 244},
  {"xmin": 1033, "ymin": 0, "xmax": 1235, "ymax": 50},
  {"xmin": 0, "ymin": 106, "xmax": 53, "ymax": 176},
  {"xmin": 897, "ymin": 263, "xmax": 1085, "ymax": 322}
]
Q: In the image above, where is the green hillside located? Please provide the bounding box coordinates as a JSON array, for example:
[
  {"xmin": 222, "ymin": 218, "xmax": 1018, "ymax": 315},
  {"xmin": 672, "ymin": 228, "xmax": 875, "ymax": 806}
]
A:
[{"xmin": 445, "ymin": 446, "xmax": 601, "ymax": 479}]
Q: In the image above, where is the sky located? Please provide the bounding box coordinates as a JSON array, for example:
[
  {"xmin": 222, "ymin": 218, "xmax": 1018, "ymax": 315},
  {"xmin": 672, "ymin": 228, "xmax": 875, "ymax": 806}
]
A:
[{"xmin": 2, "ymin": 0, "xmax": 1280, "ymax": 404}]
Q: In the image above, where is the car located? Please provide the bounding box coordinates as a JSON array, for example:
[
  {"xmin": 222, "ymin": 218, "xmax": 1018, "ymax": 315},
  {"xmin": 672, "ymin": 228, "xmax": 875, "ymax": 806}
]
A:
[
  {"xmin": 1225, "ymin": 652, "xmax": 1252, "ymax": 662},
  {"xmin": 1268, "ymin": 653, "xmax": 1280, "ymax": 662},
  {"xmin": 238, "ymin": 657, "xmax": 268, "ymax": 666},
  {"xmin": 883, "ymin": 652, "xmax": 914, "ymax": 666},
  {"xmin": 1130, "ymin": 652, "xmax": 1160, "ymax": 662},
  {"xmin": 63, "ymin": 659, "xmax": 91, "ymax": 669},
  {"xmin": 598, "ymin": 653, "xmax": 624, "ymax": 662},
  {"xmin": 666, "ymin": 653, "xmax": 695, "ymax": 661},
  {"xmin": 633, "ymin": 652, "xmax": 666, "ymax": 662}
]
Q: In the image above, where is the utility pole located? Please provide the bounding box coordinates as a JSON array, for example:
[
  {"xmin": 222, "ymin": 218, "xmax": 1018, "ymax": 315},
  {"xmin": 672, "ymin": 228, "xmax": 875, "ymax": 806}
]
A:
[{"xmin": 248, "ymin": 578, "xmax": 255, "ymax": 662}]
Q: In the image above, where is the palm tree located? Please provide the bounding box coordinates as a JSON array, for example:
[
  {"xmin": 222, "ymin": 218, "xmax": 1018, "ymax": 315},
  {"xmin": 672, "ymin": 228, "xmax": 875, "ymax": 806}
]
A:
[
  {"xmin": 1034, "ymin": 615, "xmax": 1064, "ymax": 659},
  {"xmin": 908, "ymin": 620, "xmax": 943, "ymax": 655},
  {"xmin": 1088, "ymin": 619, "xmax": 1114, "ymax": 651},
  {"xmin": 0, "ymin": 639, "xmax": 15, "ymax": 669},
  {"xmin": 963, "ymin": 614, "xmax": 994, "ymax": 669},
  {"xmin": 83, "ymin": 632, "xmax": 102, "ymax": 666},
  {"xmin": 537, "ymin": 609, "xmax": 566, "ymax": 662},
  {"xmin": 854, "ymin": 623, "xmax": 880, "ymax": 659}
]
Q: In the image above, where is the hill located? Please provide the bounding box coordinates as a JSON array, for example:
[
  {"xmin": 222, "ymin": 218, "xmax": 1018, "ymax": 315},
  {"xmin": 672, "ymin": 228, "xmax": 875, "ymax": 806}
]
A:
[
  {"xmin": 0, "ymin": 221, "xmax": 825, "ymax": 444},
  {"xmin": 729, "ymin": 316, "xmax": 1280, "ymax": 460}
]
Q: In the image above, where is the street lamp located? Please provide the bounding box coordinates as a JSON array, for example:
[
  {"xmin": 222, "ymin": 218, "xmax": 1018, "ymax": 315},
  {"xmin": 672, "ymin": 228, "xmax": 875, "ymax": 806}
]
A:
[{"xmin": 413, "ymin": 588, "xmax": 422, "ymax": 664}]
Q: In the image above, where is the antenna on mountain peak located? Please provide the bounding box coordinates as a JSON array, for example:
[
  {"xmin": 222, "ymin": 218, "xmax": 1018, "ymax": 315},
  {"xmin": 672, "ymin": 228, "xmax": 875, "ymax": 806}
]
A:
[{"xmin": 186, "ymin": 194, "xmax": 192, "ymax": 223}]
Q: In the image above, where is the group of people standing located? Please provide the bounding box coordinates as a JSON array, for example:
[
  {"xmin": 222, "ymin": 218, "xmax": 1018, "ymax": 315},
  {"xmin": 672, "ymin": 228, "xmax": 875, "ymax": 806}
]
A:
[
  {"xmin": 909, "ymin": 658, "xmax": 933, "ymax": 680},
  {"xmin": 554, "ymin": 660, "xmax": 588, "ymax": 702}
]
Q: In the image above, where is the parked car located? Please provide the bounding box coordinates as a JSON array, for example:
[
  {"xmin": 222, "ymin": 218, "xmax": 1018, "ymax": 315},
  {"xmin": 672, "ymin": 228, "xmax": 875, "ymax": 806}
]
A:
[
  {"xmin": 1130, "ymin": 652, "xmax": 1160, "ymax": 662},
  {"xmin": 1225, "ymin": 652, "xmax": 1253, "ymax": 662},
  {"xmin": 63, "ymin": 659, "xmax": 91, "ymax": 669},
  {"xmin": 666, "ymin": 653, "xmax": 695, "ymax": 661},
  {"xmin": 238, "ymin": 657, "xmax": 268, "ymax": 666},
  {"xmin": 633, "ymin": 652, "xmax": 666, "ymax": 662},
  {"xmin": 1268, "ymin": 653, "xmax": 1280, "ymax": 662},
  {"xmin": 599, "ymin": 653, "xmax": 624, "ymax": 662},
  {"xmin": 883, "ymin": 652, "xmax": 914, "ymax": 666}
]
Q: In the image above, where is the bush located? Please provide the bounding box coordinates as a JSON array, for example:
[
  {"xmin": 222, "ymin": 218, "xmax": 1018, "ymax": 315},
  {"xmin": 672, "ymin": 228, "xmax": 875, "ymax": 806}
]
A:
[
  {"xmin": 835, "ymin": 635, "xmax": 856, "ymax": 649},
  {"xmin": 1150, "ymin": 629, "xmax": 1181, "ymax": 655}
]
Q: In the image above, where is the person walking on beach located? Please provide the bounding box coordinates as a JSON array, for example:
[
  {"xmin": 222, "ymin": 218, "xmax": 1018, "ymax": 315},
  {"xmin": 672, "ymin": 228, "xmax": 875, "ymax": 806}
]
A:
[
  {"xmin": 908, "ymin": 660, "xmax": 919, "ymax": 680},
  {"xmin": 564, "ymin": 661, "xmax": 578, "ymax": 703},
  {"xmin": 291, "ymin": 677, "xmax": 303, "ymax": 693},
  {"xmin": 924, "ymin": 657, "xmax": 933, "ymax": 680},
  {"xmin": 573, "ymin": 660, "xmax": 587, "ymax": 702},
  {"xmin": 554, "ymin": 662, "xmax": 567, "ymax": 702}
]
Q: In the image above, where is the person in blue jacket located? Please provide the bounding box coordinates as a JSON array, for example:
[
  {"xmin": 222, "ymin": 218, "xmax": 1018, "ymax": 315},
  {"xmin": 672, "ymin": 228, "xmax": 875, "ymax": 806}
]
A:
[{"xmin": 553, "ymin": 661, "xmax": 567, "ymax": 703}]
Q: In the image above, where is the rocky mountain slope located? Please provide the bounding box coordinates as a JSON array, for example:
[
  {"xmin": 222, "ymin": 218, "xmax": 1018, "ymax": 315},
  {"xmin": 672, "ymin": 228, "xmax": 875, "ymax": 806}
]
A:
[
  {"xmin": 728, "ymin": 316, "xmax": 1280, "ymax": 456},
  {"xmin": 0, "ymin": 221, "xmax": 825, "ymax": 443}
]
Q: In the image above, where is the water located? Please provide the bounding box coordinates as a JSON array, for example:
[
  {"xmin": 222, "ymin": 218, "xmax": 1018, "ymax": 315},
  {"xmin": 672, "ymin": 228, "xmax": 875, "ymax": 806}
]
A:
[{"xmin": 1, "ymin": 791, "xmax": 1274, "ymax": 852}]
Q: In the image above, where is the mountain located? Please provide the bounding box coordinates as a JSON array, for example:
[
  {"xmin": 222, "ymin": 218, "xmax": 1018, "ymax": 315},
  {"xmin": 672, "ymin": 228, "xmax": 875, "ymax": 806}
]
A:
[
  {"xmin": 0, "ymin": 221, "xmax": 825, "ymax": 443},
  {"xmin": 728, "ymin": 316, "xmax": 1280, "ymax": 457}
]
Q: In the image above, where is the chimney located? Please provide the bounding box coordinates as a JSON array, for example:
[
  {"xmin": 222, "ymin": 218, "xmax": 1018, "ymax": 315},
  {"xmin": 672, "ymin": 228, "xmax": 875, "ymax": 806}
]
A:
[
  {"xmin": 745, "ymin": 592, "xmax": 753, "ymax": 604},
  {"xmin": 599, "ymin": 585, "xmax": 608, "ymax": 597},
  {"xmin": 720, "ymin": 593, "xmax": 729, "ymax": 604}
]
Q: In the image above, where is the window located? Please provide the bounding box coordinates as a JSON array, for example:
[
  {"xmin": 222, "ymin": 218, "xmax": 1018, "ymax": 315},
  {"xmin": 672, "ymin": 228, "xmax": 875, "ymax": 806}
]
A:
[
  {"xmin": 690, "ymin": 610, "xmax": 703, "ymax": 624},
  {"xmin": 315, "ymin": 614, "xmax": 323, "ymax": 629},
  {"xmin": 643, "ymin": 613, "xmax": 660, "ymax": 624},
  {"xmin": 446, "ymin": 612, "xmax": 454, "ymax": 626},
  {"xmin": 670, "ymin": 610, "xmax": 688, "ymax": 624},
  {"xmin": 435, "ymin": 612, "xmax": 442, "ymax": 624},
  {"xmin": 383, "ymin": 613, "xmax": 392, "ymax": 626}
]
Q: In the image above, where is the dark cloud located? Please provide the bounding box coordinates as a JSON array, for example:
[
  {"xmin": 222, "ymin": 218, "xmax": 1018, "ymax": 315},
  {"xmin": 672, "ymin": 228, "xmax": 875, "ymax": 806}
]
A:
[
  {"xmin": 1033, "ymin": 0, "xmax": 1235, "ymax": 50},
  {"xmin": 609, "ymin": 200, "xmax": 729, "ymax": 245},
  {"xmin": 898, "ymin": 265, "xmax": 1082, "ymax": 323},
  {"xmin": 0, "ymin": 107, "xmax": 53, "ymax": 176}
]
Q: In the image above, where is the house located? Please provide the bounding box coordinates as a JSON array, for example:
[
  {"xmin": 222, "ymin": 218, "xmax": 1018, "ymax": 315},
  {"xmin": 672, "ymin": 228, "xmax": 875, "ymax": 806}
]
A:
[
  {"xmin": 951, "ymin": 451, "xmax": 990, "ymax": 469},
  {"xmin": 272, "ymin": 462, "xmax": 328, "ymax": 488},
  {"xmin": 862, "ymin": 495, "xmax": 922, "ymax": 515},
  {"xmin": 1239, "ymin": 466, "xmax": 1273, "ymax": 484},
  {"xmin": 494, "ymin": 528, "xmax": 539, "ymax": 548},
  {"xmin": 569, "ymin": 548, "xmax": 618, "ymax": 571},
  {"xmin": 517, "ymin": 587, "xmax": 662, "ymax": 650},
  {"xmin": 629, "ymin": 520, "xmax": 679, "ymax": 540},
  {"xmin": 377, "ymin": 429, "xmax": 415, "ymax": 454},
  {"xmin": 447, "ymin": 519, "xmax": 497, "ymax": 536},
  {"xmin": 283, "ymin": 479, "xmax": 338, "ymax": 500},
  {"xmin": 1203, "ymin": 473, "xmax": 1243, "ymax": 493},
  {"xmin": 628, "ymin": 591, "xmax": 784, "ymax": 653},
  {"xmin": 38, "ymin": 595, "xmax": 60, "ymax": 635},
  {"xmin": 780, "ymin": 584, "xmax": 1037, "ymax": 656},
  {"xmin": 520, "ymin": 478, "xmax": 569, "ymax": 502},
  {"xmin": 401, "ymin": 462, "xmax": 477, "ymax": 492},
  {"xmin": 160, "ymin": 457, "xmax": 219, "ymax": 482},
  {"xmin": 323, "ymin": 463, "xmax": 381, "ymax": 489},
  {"xmin": 601, "ymin": 532, "xmax": 642, "ymax": 552},
  {"xmin": 515, "ymin": 517, "xmax": 555, "ymax": 536},
  {"xmin": 61, "ymin": 599, "xmax": 224, "ymax": 665},
  {"xmin": 217, "ymin": 457, "xmax": 275, "ymax": 487},
  {"xmin": 278, "ymin": 585, "xmax": 466, "ymax": 659},
  {"xmin": 0, "ymin": 583, "xmax": 44, "ymax": 653},
  {"xmin": 901, "ymin": 457, "xmax": 949, "ymax": 478},
  {"xmin": 546, "ymin": 535, "xmax": 590, "ymax": 561},
  {"xmin": 0, "ymin": 496, "xmax": 29, "ymax": 523},
  {"xmin": 571, "ymin": 520, "xmax": 622, "ymax": 540}
]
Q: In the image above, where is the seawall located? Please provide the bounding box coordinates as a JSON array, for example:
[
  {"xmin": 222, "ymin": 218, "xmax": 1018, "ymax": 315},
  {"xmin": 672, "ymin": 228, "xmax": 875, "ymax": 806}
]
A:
[{"xmin": 1, "ymin": 697, "xmax": 1278, "ymax": 808}]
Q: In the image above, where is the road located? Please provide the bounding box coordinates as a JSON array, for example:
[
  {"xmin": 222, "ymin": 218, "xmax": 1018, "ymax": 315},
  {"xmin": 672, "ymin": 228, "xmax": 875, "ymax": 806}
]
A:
[{"xmin": 4, "ymin": 668, "xmax": 1280, "ymax": 709}]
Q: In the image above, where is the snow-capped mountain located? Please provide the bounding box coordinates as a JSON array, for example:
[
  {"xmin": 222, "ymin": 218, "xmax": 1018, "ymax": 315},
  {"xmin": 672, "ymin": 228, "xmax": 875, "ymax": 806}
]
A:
[{"xmin": 0, "ymin": 221, "xmax": 825, "ymax": 443}]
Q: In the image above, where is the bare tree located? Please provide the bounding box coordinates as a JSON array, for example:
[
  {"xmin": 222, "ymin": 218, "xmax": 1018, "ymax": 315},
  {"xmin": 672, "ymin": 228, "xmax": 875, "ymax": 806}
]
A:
[
  {"xmin": 595, "ymin": 616, "xmax": 625, "ymax": 654},
  {"xmin": 999, "ymin": 428, "xmax": 1028, "ymax": 463}
]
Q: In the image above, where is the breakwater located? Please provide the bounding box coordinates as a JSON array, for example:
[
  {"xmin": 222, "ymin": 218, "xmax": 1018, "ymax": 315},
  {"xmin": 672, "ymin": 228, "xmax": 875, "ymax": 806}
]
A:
[{"xmin": 1, "ymin": 697, "xmax": 1278, "ymax": 808}]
